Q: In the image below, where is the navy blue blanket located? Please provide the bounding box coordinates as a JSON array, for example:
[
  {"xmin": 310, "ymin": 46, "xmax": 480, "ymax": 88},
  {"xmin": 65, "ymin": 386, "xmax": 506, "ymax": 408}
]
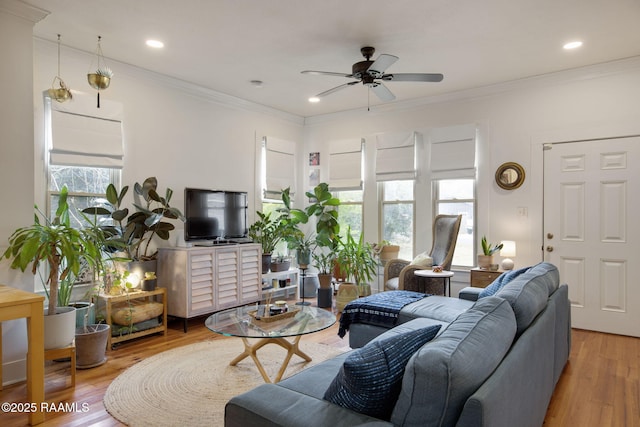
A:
[{"xmin": 338, "ymin": 290, "xmax": 429, "ymax": 338}]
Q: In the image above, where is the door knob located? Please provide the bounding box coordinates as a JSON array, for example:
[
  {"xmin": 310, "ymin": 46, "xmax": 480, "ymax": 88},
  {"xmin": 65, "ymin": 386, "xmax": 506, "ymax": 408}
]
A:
[
  {"xmin": 546, "ymin": 246, "xmax": 554, "ymax": 252},
  {"xmin": 547, "ymin": 233, "xmax": 554, "ymax": 239}
]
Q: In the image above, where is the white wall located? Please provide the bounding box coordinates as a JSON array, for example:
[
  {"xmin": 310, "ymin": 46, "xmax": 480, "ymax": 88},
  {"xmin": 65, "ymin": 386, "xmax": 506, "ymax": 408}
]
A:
[
  {"xmin": 303, "ymin": 59, "xmax": 640, "ymax": 273},
  {"xmin": 32, "ymin": 37, "xmax": 306, "ymax": 246},
  {"xmin": 0, "ymin": 0, "xmax": 48, "ymax": 386}
]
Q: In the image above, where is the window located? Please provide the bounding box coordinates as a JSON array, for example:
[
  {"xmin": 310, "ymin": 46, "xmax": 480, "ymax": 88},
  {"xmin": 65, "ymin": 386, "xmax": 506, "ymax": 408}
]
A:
[
  {"xmin": 334, "ymin": 190, "xmax": 363, "ymax": 241},
  {"xmin": 380, "ymin": 180, "xmax": 414, "ymax": 260},
  {"xmin": 433, "ymin": 179, "xmax": 475, "ymax": 267}
]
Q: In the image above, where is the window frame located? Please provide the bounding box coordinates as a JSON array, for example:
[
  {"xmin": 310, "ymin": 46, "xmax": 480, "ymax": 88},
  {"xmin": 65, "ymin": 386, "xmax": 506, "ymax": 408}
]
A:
[
  {"xmin": 378, "ymin": 180, "xmax": 416, "ymax": 260},
  {"xmin": 432, "ymin": 178, "xmax": 477, "ymax": 269}
]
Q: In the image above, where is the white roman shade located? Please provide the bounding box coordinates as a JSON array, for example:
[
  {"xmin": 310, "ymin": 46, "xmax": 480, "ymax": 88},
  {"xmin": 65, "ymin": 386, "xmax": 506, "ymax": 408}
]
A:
[
  {"xmin": 264, "ymin": 136, "xmax": 296, "ymax": 199},
  {"xmin": 47, "ymin": 90, "xmax": 124, "ymax": 168},
  {"xmin": 375, "ymin": 131, "xmax": 416, "ymax": 181},
  {"xmin": 429, "ymin": 124, "xmax": 476, "ymax": 179},
  {"xmin": 328, "ymin": 138, "xmax": 363, "ymax": 190}
]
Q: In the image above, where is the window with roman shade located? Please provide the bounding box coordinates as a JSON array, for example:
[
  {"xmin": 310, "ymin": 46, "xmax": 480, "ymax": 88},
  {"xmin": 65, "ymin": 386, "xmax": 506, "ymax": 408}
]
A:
[
  {"xmin": 263, "ymin": 136, "xmax": 296, "ymax": 200},
  {"xmin": 47, "ymin": 91, "xmax": 124, "ymax": 169},
  {"xmin": 328, "ymin": 138, "xmax": 363, "ymax": 191},
  {"xmin": 429, "ymin": 124, "xmax": 476, "ymax": 179},
  {"xmin": 375, "ymin": 131, "xmax": 417, "ymax": 181}
]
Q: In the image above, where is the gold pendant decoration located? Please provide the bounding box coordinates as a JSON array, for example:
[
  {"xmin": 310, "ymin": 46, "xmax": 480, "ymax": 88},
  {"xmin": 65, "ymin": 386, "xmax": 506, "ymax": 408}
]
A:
[{"xmin": 87, "ymin": 35, "xmax": 112, "ymax": 108}]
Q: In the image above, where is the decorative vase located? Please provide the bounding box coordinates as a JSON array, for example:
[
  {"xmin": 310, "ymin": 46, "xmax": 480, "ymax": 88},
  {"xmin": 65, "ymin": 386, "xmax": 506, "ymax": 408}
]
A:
[
  {"xmin": 379, "ymin": 245, "xmax": 400, "ymax": 264},
  {"xmin": 297, "ymin": 249, "xmax": 312, "ymax": 268},
  {"xmin": 477, "ymin": 255, "xmax": 493, "ymax": 269},
  {"xmin": 300, "ymin": 273, "xmax": 319, "ymax": 298},
  {"xmin": 318, "ymin": 273, "xmax": 333, "ymax": 289},
  {"xmin": 336, "ymin": 283, "xmax": 359, "ymax": 312},
  {"xmin": 128, "ymin": 260, "xmax": 157, "ymax": 287},
  {"xmin": 69, "ymin": 302, "xmax": 95, "ymax": 328},
  {"xmin": 75, "ymin": 324, "xmax": 110, "ymax": 369},
  {"xmin": 141, "ymin": 279, "xmax": 157, "ymax": 291},
  {"xmin": 261, "ymin": 253, "xmax": 271, "ymax": 274},
  {"xmin": 270, "ymin": 259, "xmax": 291, "ymax": 272},
  {"xmin": 44, "ymin": 306, "xmax": 76, "ymax": 350}
]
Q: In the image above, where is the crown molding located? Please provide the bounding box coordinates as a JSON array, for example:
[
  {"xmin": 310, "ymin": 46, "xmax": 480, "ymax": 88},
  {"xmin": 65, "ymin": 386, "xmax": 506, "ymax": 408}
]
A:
[
  {"xmin": 303, "ymin": 55, "xmax": 640, "ymax": 126},
  {"xmin": 0, "ymin": 0, "xmax": 49, "ymax": 24},
  {"xmin": 34, "ymin": 37, "xmax": 305, "ymax": 127}
]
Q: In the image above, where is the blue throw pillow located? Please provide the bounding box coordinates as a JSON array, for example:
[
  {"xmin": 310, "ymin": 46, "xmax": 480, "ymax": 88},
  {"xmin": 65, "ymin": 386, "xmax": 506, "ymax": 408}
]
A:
[
  {"xmin": 478, "ymin": 266, "xmax": 530, "ymax": 298},
  {"xmin": 323, "ymin": 324, "xmax": 441, "ymax": 420}
]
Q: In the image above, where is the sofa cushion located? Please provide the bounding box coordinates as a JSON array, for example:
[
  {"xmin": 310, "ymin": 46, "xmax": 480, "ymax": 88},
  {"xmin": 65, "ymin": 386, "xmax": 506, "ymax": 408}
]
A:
[
  {"xmin": 478, "ymin": 266, "xmax": 531, "ymax": 298},
  {"xmin": 399, "ymin": 295, "xmax": 474, "ymax": 323},
  {"xmin": 495, "ymin": 262, "xmax": 559, "ymax": 336},
  {"xmin": 391, "ymin": 297, "xmax": 516, "ymax": 427},
  {"xmin": 324, "ymin": 324, "xmax": 441, "ymax": 420}
]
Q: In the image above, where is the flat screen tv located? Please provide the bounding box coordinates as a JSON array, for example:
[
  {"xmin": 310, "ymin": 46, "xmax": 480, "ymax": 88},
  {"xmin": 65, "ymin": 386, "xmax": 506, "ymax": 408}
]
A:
[{"xmin": 184, "ymin": 188, "xmax": 248, "ymax": 242}]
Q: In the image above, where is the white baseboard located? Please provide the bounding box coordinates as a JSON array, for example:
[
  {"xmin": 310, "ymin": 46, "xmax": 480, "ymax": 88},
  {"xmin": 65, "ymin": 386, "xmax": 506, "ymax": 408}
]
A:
[{"xmin": 2, "ymin": 358, "xmax": 26, "ymax": 387}]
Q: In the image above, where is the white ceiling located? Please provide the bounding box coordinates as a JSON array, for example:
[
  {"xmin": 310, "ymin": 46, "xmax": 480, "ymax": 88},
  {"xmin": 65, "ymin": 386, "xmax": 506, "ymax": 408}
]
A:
[{"xmin": 26, "ymin": 0, "xmax": 640, "ymax": 118}]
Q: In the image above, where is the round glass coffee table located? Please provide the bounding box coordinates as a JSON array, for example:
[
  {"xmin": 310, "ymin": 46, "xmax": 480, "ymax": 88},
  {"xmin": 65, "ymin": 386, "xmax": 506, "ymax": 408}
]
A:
[{"xmin": 205, "ymin": 304, "xmax": 336, "ymax": 383}]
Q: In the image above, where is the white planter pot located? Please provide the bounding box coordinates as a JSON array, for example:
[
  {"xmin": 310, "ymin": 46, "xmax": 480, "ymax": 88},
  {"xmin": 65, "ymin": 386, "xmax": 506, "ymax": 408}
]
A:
[{"xmin": 44, "ymin": 306, "xmax": 76, "ymax": 350}]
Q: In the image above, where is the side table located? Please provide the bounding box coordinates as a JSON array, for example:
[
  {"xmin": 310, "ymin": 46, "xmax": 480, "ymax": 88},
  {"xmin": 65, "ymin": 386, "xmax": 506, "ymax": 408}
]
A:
[
  {"xmin": 414, "ymin": 270, "xmax": 454, "ymax": 296},
  {"xmin": 0, "ymin": 285, "xmax": 45, "ymax": 425},
  {"xmin": 470, "ymin": 268, "xmax": 504, "ymax": 288},
  {"xmin": 99, "ymin": 287, "xmax": 167, "ymax": 349}
]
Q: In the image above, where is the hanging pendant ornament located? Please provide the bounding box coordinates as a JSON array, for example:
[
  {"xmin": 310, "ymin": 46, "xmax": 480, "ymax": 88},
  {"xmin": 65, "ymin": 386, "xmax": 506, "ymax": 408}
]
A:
[
  {"xmin": 48, "ymin": 34, "xmax": 72, "ymax": 103},
  {"xmin": 87, "ymin": 35, "xmax": 112, "ymax": 108}
]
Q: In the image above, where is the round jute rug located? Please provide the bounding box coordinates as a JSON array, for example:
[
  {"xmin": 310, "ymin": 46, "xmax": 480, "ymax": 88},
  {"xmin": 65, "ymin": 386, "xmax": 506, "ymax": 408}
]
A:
[{"xmin": 103, "ymin": 339, "xmax": 345, "ymax": 426}]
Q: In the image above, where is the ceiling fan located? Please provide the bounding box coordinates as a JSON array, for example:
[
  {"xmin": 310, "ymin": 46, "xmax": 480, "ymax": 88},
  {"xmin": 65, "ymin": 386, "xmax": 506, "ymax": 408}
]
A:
[{"xmin": 301, "ymin": 46, "xmax": 443, "ymax": 102}]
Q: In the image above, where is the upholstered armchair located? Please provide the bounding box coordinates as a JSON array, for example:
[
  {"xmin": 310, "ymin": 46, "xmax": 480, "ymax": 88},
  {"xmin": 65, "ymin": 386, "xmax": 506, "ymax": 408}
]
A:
[{"xmin": 384, "ymin": 214, "xmax": 462, "ymax": 295}]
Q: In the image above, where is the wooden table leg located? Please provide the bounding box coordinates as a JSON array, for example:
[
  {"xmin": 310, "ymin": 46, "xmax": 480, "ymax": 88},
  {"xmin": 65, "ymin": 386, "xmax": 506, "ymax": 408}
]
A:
[
  {"xmin": 229, "ymin": 336, "xmax": 312, "ymax": 383},
  {"xmin": 27, "ymin": 301, "xmax": 45, "ymax": 425}
]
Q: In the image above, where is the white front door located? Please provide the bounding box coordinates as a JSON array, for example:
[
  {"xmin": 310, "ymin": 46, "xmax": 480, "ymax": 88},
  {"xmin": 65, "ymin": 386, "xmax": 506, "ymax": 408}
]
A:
[{"xmin": 543, "ymin": 137, "xmax": 640, "ymax": 337}]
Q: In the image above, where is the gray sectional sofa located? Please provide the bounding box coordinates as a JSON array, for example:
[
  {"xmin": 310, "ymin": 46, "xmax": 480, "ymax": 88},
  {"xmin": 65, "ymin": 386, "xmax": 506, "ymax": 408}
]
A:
[{"xmin": 225, "ymin": 262, "xmax": 571, "ymax": 427}]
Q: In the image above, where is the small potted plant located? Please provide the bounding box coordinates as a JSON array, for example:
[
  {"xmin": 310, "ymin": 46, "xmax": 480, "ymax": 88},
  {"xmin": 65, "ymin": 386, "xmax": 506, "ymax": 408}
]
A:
[
  {"xmin": 335, "ymin": 229, "xmax": 378, "ymax": 297},
  {"xmin": 478, "ymin": 236, "xmax": 503, "ymax": 269},
  {"xmin": 312, "ymin": 251, "xmax": 335, "ymax": 289},
  {"xmin": 248, "ymin": 210, "xmax": 288, "ymax": 273}
]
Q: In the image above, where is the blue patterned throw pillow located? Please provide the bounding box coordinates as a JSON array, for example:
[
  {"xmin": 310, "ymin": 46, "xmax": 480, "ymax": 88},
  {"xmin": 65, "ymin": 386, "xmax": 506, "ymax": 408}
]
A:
[
  {"xmin": 323, "ymin": 324, "xmax": 441, "ymax": 420},
  {"xmin": 478, "ymin": 266, "xmax": 531, "ymax": 298}
]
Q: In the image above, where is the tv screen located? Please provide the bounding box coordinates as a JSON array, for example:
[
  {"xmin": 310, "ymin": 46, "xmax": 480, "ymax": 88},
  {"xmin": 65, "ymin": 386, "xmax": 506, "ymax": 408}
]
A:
[{"xmin": 184, "ymin": 188, "xmax": 248, "ymax": 242}]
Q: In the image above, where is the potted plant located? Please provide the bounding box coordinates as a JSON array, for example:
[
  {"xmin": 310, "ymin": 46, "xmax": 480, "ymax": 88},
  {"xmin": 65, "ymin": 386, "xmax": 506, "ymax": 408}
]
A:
[
  {"xmin": 269, "ymin": 254, "xmax": 291, "ymax": 272},
  {"xmin": 83, "ymin": 176, "xmax": 185, "ymax": 279},
  {"xmin": 248, "ymin": 210, "xmax": 288, "ymax": 273},
  {"xmin": 478, "ymin": 236, "xmax": 503, "ymax": 269},
  {"xmin": 2, "ymin": 186, "xmax": 102, "ymax": 349},
  {"xmin": 291, "ymin": 234, "xmax": 315, "ymax": 268},
  {"xmin": 336, "ymin": 229, "xmax": 378, "ymax": 297},
  {"xmin": 312, "ymin": 251, "xmax": 335, "ymax": 289},
  {"xmin": 372, "ymin": 240, "xmax": 400, "ymax": 265}
]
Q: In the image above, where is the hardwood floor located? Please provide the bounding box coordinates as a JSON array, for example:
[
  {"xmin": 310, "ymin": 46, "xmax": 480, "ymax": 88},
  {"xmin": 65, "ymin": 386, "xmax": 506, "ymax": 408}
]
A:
[{"xmin": 1, "ymin": 311, "xmax": 638, "ymax": 426}]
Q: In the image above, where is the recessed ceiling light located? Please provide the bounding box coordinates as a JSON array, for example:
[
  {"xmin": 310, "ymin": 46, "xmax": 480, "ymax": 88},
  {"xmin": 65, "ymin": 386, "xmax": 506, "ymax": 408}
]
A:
[
  {"xmin": 308, "ymin": 97, "xmax": 320, "ymax": 103},
  {"xmin": 146, "ymin": 39, "xmax": 164, "ymax": 49},
  {"xmin": 563, "ymin": 41, "xmax": 583, "ymax": 50}
]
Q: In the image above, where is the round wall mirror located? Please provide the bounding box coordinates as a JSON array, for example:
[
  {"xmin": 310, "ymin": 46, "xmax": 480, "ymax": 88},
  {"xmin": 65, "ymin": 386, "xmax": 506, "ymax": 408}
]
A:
[{"xmin": 495, "ymin": 162, "xmax": 525, "ymax": 190}]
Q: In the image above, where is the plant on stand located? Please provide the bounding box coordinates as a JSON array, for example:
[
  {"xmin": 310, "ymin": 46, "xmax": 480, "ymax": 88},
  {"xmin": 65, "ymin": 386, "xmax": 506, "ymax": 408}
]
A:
[
  {"xmin": 83, "ymin": 176, "xmax": 185, "ymax": 282},
  {"xmin": 478, "ymin": 236, "xmax": 503, "ymax": 269},
  {"xmin": 336, "ymin": 229, "xmax": 378, "ymax": 297},
  {"xmin": 2, "ymin": 186, "xmax": 102, "ymax": 349},
  {"xmin": 248, "ymin": 210, "xmax": 288, "ymax": 273}
]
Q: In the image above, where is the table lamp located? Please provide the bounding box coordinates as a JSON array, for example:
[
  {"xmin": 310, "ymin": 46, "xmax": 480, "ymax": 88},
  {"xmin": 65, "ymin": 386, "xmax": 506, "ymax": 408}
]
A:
[{"xmin": 500, "ymin": 240, "xmax": 516, "ymax": 270}]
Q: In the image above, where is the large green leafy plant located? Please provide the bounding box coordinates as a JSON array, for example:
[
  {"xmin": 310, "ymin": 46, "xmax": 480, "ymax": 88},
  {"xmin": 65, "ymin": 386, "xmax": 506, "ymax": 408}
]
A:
[
  {"xmin": 83, "ymin": 177, "xmax": 185, "ymax": 261},
  {"xmin": 2, "ymin": 187, "xmax": 102, "ymax": 315},
  {"xmin": 335, "ymin": 229, "xmax": 377, "ymax": 286}
]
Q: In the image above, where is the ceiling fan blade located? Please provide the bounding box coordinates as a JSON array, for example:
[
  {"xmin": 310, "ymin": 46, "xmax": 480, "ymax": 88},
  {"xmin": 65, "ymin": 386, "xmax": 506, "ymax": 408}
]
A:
[
  {"xmin": 315, "ymin": 81, "xmax": 359, "ymax": 98},
  {"xmin": 381, "ymin": 73, "xmax": 444, "ymax": 82},
  {"xmin": 367, "ymin": 54, "xmax": 399, "ymax": 77},
  {"xmin": 371, "ymin": 83, "xmax": 395, "ymax": 101},
  {"xmin": 301, "ymin": 70, "xmax": 356, "ymax": 79}
]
